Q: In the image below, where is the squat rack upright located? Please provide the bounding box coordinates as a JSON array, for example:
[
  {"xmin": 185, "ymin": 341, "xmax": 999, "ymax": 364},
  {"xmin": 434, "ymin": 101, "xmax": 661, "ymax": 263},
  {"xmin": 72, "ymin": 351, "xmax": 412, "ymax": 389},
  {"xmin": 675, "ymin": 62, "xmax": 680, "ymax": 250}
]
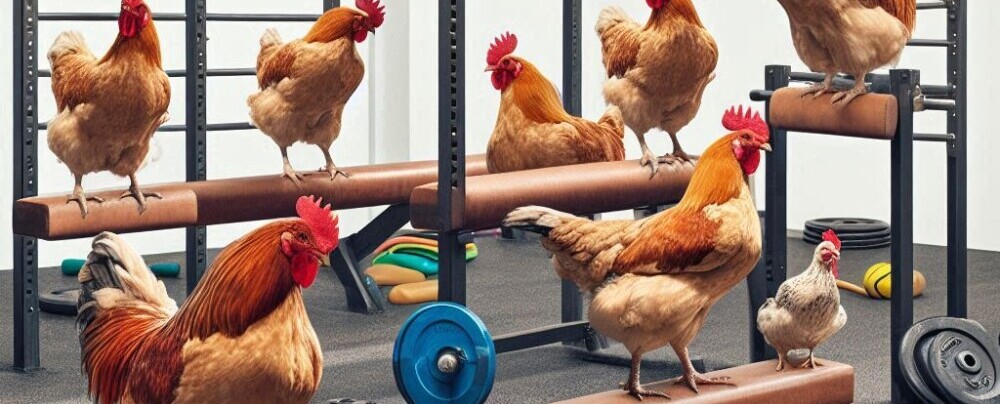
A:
[
  {"xmin": 749, "ymin": 1, "xmax": 967, "ymax": 402},
  {"xmin": 11, "ymin": 0, "xmax": 340, "ymax": 372}
]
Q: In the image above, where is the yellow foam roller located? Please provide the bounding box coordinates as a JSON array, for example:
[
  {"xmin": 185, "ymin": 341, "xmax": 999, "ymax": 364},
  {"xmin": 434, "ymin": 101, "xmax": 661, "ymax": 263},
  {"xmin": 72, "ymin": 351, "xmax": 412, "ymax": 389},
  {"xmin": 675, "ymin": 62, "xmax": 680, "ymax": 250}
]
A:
[{"xmin": 837, "ymin": 262, "xmax": 926, "ymax": 299}]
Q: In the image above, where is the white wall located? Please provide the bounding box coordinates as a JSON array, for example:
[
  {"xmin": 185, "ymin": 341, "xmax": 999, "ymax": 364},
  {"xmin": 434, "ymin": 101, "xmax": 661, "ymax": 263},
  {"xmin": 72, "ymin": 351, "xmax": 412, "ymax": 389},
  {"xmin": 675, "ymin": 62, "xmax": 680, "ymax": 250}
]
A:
[
  {"xmin": 3, "ymin": 1, "xmax": 998, "ymax": 270},
  {"xmin": 404, "ymin": 0, "xmax": 1000, "ymax": 252},
  {"xmin": 1, "ymin": 0, "xmax": 378, "ymax": 269}
]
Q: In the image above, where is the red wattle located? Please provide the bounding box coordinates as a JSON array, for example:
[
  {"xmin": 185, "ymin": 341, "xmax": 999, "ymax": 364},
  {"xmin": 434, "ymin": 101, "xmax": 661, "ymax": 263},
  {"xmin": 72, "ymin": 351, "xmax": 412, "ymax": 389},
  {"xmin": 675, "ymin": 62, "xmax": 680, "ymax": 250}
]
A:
[
  {"xmin": 353, "ymin": 30, "xmax": 369, "ymax": 43},
  {"xmin": 291, "ymin": 254, "xmax": 319, "ymax": 288},
  {"xmin": 741, "ymin": 148, "xmax": 761, "ymax": 175}
]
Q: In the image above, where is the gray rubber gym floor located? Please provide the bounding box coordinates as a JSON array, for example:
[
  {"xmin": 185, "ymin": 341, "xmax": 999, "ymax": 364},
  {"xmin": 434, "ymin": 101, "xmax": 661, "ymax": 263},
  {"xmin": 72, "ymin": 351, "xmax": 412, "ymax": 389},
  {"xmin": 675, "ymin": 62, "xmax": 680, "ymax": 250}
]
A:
[{"xmin": 1, "ymin": 235, "xmax": 998, "ymax": 403}]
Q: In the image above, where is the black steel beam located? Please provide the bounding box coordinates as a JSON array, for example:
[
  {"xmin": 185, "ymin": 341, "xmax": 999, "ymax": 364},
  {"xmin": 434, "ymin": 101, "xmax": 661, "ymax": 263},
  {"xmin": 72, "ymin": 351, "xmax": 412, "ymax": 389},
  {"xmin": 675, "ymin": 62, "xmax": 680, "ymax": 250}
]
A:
[
  {"xmin": 907, "ymin": 39, "xmax": 953, "ymax": 47},
  {"xmin": 560, "ymin": 0, "xmax": 585, "ymax": 328},
  {"xmin": 38, "ymin": 12, "xmax": 186, "ymax": 21},
  {"xmin": 913, "ymin": 133, "xmax": 955, "ymax": 142},
  {"xmin": 12, "ymin": 0, "xmax": 41, "ymax": 372},
  {"xmin": 750, "ymin": 65, "xmax": 791, "ymax": 363},
  {"xmin": 206, "ymin": 13, "xmax": 320, "ymax": 22},
  {"xmin": 494, "ymin": 321, "xmax": 591, "ymax": 354},
  {"xmin": 788, "ymin": 71, "xmax": 952, "ymax": 98},
  {"xmin": 917, "ymin": 1, "xmax": 949, "ymax": 10},
  {"xmin": 185, "ymin": 0, "xmax": 208, "ymax": 293},
  {"xmin": 889, "ymin": 69, "xmax": 918, "ymax": 403},
  {"xmin": 330, "ymin": 204, "xmax": 410, "ymax": 314},
  {"xmin": 437, "ymin": 0, "xmax": 467, "ymax": 304},
  {"xmin": 946, "ymin": 0, "xmax": 968, "ymax": 319}
]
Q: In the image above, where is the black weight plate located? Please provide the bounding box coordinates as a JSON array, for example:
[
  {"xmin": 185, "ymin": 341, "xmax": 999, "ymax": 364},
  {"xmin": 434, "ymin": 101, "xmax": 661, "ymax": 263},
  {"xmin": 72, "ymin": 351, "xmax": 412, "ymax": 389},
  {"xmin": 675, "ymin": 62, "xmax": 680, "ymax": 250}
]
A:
[
  {"xmin": 804, "ymin": 218, "xmax": 890, "ymax": 234},
  {"xmin": 802, "ymin": 227, "xmax": 891, "ymax": 241},
  {"xmin": 900, "ymin": 317, "xmax": 1000, "ymax": 404},
  {"xmin": 39, "ymin": 287, "xmax": 79, "ymax": 316},
  {"xmin": 802, "ymin": 234, "xmax": 891, "ymax": 249}
]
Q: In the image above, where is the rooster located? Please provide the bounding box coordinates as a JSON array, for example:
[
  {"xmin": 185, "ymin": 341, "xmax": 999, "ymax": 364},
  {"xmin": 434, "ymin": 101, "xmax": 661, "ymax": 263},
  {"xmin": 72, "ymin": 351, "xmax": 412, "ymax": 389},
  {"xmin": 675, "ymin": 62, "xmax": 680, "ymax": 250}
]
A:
[
  {"xmin": 249, "ymin": 0, "xmax": 385, "ymax": 184},
  {"xmin": 46, "ymin": 0, "xmax": 171, "ymax": 218},
  {"xmin": 596, "ymin": 0, "xmax": 718, "ymax": 175},
  {"xmin": 504, "ymin": 106, "xmax": 770, "ymax": 400},
  {"xmin": 484, "ymin": 32, "xmax": 625, "ymax": 173},
  {"xmin": 776, "ymin": 0, "xmax": 917, "ymax": 104},
  {"xmin": 76, "ymin": 196, "xmax": 338, "ymax": 403},
  {"xmin": 757, "ymin": 229, "xmax": 847, "ymax": 371}
]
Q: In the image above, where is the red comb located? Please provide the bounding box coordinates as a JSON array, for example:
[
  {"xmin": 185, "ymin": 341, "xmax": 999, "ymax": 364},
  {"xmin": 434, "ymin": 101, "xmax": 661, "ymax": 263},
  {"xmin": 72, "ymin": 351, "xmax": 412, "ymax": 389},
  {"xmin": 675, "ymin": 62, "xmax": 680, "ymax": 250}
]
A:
[
  {"xmin": 822, "ymin": 229, "xmax": 842, "ymax": 251},
  {"xmin": 295, "ymin": 196, "xmax": 340, "ymax": 253},
  {"xmin": 722, "ymin": 105, "xmax": 770, "ymax": 141},
  {"xmin": 356, "ymin": 0, "xmax": 385, "ymax": 28},
  {"xmin": 487, "ymin": 32, "xmax": 518, "ymax": 66}
]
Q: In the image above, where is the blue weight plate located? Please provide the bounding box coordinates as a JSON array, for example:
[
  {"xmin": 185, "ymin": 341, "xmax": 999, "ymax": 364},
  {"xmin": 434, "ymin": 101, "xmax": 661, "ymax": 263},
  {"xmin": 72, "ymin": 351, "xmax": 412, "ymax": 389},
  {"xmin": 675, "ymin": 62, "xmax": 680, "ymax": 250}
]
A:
[{"xmin": 393, "ymin": 303, "xmax": 496, "ymax": 404}]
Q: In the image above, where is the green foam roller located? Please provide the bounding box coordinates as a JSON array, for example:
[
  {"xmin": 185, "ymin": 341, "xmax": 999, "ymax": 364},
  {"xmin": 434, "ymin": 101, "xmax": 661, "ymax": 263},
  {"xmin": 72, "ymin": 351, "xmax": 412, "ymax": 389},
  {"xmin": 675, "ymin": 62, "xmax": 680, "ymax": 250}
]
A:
[
  {"xmin": 60, "ymin": 259, "xmax": 181, "ymax": 278},
  {"xmin": 373, "ymin": 253, "xmax": 438, "ymax": 276}
]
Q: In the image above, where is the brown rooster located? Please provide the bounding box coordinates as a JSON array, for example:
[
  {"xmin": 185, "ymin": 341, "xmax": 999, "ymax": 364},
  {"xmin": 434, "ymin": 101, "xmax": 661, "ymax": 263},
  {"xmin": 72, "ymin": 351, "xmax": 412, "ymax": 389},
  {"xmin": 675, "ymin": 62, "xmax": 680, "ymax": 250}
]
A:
[
  {"xmin": 76, "ymin": 196, "xmax": 339, "ymax": 403},
  {"xmin": 47, "ymin": 0, "xmax": 171, "ymax": 218},
  {"xmin": 757, "ymin": 229, "xmax": 847, "ymax": 371},
  {"xmin": 485, "ymin": 32, "xmax": 625, "ymax": 174},
  {"xmin": 596, "ymin": 0, "xmax": 718, "ymax": 175},
  {"xmin": 504, "ymin": 106, "xmax": 769, "ymax": 400},
  {"xmin": 777, "ymin": 0, "xmax": 917, "ymax": 104},
  {"xmin": 249, "ymin": 0, "xmax": 385, "ymax": 184}
]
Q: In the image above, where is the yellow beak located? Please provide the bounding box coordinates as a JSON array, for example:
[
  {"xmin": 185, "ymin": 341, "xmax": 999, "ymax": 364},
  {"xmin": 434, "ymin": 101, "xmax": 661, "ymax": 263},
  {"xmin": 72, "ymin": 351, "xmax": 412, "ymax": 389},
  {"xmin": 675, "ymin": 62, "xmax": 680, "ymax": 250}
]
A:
[
  {"xmin": 485, "ymin": 65, "xmax": 498, "ymax": 72},
  {"xmin": 759, "ymin": 143, "xmax": 773, "ymax": 152},
  {"xmin": 321, "ymin": 254, "xmax": 331, "ymax": 267}
]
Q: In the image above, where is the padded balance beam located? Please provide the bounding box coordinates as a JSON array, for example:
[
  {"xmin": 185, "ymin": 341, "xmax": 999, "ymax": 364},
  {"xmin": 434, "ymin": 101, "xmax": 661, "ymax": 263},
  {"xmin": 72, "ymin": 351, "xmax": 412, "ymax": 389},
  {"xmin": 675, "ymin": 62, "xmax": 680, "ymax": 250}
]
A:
[
  {"xmin": 410, "ymin": 159, "xmax": 696, "ymax": 231},
  {"xmin": 769, "ymin": 87, "xmax": 899, "ymax": 139},
  {"xmin": 13, "ymin": 155, "xmax": 488, "ymax": 240},
  {"xmin": 554, "ymin": 360, "xmax": 854, "ymax": 404}
]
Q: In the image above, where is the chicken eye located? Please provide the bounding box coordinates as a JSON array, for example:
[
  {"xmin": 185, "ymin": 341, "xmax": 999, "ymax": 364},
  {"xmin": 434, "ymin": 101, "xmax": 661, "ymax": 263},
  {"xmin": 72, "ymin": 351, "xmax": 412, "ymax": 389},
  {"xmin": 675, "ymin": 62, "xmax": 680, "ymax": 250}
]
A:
[{"xmin": 297, "ymin": 232, "xmax": 308, "ymax": 241}]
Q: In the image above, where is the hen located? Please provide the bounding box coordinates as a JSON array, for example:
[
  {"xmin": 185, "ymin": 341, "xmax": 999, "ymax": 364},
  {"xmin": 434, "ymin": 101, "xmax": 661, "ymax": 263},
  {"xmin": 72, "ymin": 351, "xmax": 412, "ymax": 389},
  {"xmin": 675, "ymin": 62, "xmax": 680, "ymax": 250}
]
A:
[
  {"xmin": 77, "ymin": 196, "xmax": 338, "ymax": 404},
  {"xmin": 757, "ymin": 229, "xmax": 847, "ymax": 371},
  {"xmin": 485, "ymin": 32, "xmax": 625, "ymax": 174},
  {"xmin": 46, "ymin": 0, "xmax": 171, "ymax": 218},
  {"xmin": 249, "ymin": 0, "xmax": 385, "ymax": 184},
  {"xmin": 504, "ymin": 106, "xmax": 769, "ymax": 400},
  {"xmin": 776, "ymin": 0, "xmax": 917, "ymax": 104},
  {"xmin": 596, "ymin": 0, "xmax": 718, "ymax": 174}
]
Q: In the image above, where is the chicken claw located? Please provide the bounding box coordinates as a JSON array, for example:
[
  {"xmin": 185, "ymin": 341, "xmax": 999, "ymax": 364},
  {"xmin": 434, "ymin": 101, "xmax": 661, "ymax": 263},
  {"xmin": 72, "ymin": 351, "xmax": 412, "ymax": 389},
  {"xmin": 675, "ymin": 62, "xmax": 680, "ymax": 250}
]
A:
[
  {"xmin": 800, "ymin": 81, "xmax": 833, "ymax": 98},
  {"xmin": 798, "ymin": 352, "xmax": 823, "ymax": 369},
  {"xmin": 831, "ymin": 84, "xmax": 867, "ymax": 106},
  {"xmin": 318, "ymin": 164, "xmax": 351, "ymax": 180},
  {"xmin": 625, "ymin": 384, "xmax": 670, "ymax": 401},
  {"xmin": 666, "ymin": 372, "xmax": 735, "ymax": 394},
  {"xmin": 119, "ymin": 187, "xmax": 162, "ymax": 215},
  {"xmin": 66, "ymin": 192, "xmax": 105, "ymax": 219},
  {"xmin": 283, "ymin": 164, "xmax": 306, "ymax": 186},
  {"xmin": 640, "ymin": 150, "xmax": 660, "ymax": 178}
]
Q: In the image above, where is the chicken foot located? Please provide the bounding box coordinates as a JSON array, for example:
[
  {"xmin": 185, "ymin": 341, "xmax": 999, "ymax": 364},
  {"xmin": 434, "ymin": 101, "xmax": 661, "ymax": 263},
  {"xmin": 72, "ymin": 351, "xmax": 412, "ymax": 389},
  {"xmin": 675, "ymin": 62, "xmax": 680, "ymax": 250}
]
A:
[
  {"xmin": 66, "ymin": 174, "xmax": 104, "ymax": 219},
  {"xmin": 831, "ymin": 78, "xmax": 868, "ymax": 105},
  {"xmin": 316, "ymin": 146, "xmax": 350, "ymax": 180},
  {"xmin": 666, "ymin": 347, "xmax": 735, "ymax": 394},
  {"xmin": 637, "ymin": 132, "xmax": 660, "ymax": 178},
  {"xmin": 119, "ymin": 174, "xmax": 162, "ymax": 215},
  {"xmin": 799, "ymin": 351, "xmax": 824, "ymax": 369},
  {"xmin": 619, "ymin": 353, "xmax": 670, "ymax": 401},
  {"xmin": 281, "ymin": 146, "xmax": 305, "ymax": 186},
  {"xmin": 800, "ymin": 74, "xmax": 835, "ymax": 98},
  {"xmin": 659, "ymin": 132, "xmax": 692, "ymax": 165}
]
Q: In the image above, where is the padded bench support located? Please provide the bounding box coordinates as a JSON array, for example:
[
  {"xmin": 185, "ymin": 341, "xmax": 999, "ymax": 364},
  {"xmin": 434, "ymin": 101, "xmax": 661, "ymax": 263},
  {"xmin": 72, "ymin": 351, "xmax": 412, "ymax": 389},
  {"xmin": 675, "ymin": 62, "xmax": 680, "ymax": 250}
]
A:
[{"xmin": 553, "ymin": 360, "xmax": 855, "ymax": 404}]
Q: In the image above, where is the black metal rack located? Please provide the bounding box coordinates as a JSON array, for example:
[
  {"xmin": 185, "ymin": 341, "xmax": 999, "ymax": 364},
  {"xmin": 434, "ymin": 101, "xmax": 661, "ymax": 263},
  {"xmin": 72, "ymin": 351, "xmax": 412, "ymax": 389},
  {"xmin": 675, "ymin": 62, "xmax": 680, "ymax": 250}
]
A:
[
  {"xmin": 10, "ymin": 0, "xmax": 338, "ymax": 371},
  {"xmin": 748, "ymin": 1, "xmax": 967, "ymax": 402},
  {"xmin": 435, "ymin": 0, "xmax": 605, "ymax": 354}
]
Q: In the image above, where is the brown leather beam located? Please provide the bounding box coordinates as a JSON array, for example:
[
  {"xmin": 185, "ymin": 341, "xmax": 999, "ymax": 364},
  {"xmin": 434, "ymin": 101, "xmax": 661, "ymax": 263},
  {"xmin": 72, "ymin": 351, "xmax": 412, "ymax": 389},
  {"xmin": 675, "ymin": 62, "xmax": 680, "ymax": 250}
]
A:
[
  {"xmin": 770, "ymin": 87, "xmax": 898, "ymax": 139},
  {"xmin": 13, "ymin": 155, "xmax": 488, "ymax": 240},
  {"xmin": 554, "ymin": 360, "xmax": 854, "ymax": 404},
  {"xmin": 410, "ymin": 160, "xmax": 695, "ymax": 231}
]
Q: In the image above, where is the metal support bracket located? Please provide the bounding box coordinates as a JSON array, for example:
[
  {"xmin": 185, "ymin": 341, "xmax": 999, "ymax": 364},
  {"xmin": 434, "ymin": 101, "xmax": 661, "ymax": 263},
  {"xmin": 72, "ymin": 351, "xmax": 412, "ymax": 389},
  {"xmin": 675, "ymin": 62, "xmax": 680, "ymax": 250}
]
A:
[
  {"xmin": 329, "ymin": 204, "xmax": 411, "ymax": 314},
  {"xmin": 185, "ymin": 0, "xmax": 208, "ymax": 293}
]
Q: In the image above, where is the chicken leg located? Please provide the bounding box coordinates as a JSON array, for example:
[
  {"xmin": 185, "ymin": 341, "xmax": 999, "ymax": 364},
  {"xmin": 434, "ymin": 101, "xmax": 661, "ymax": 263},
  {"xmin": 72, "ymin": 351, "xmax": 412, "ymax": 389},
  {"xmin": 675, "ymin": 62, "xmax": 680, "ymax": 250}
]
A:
[
  {"xmin": 636, "ymin": 132, "xmax": 660, "ymax": 178},
  {"xmin": 66, "ymin": 174, "xmax": 104, "ymax": 219},
  {"xmin": 831, "ymin": 76, "xmax": 868, "ymax": 105},
  {"xmin": 281, "ymin": 146, "xmax": 305, "ymax": 186},
  {"xmin": 119, "ymin": 173, "xmax": 162, "ymax": 214},
  {"xmin": 666, "ymin": 346, "xmax": 735, "ymax": 394},
  {"xmin": 800, "ymin": 351, "xmax": 823, "ymax": 369},
  {"xmin": 659, "ymin": 131, "xmax": 691, "ymax": 165},
  {"xmin": 800, "ymin": 73, "xmax": 835, "ymax": 98},
  {"xmin": 620, "ymin": 352, "xmax": 670, "ymax": 401},
  {"xmin": 317, "ymin": 146, "xmax": 350, "ymax": 179}
]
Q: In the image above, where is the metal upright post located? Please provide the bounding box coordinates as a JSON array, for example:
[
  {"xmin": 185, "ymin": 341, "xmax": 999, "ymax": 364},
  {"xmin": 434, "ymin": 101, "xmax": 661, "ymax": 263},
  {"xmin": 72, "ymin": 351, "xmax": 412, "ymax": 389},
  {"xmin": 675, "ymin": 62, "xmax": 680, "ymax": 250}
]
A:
[
  {"xmin": 946, "ymin": 0, "xmax": 968, "ymax": 318},
  {"xmin": 889, "ymin": 69, "xmax": 917, "ymax": 403},
  {"xmin": 560, "ymin": 0, "xmax": 584, "ymax": 326},
  {"xmin": 437, "ymin": 0, "xmax": 468, "ymax": 304},
  {"xmin": 749, "ymin": 65, "xmax": 790, "ymax": 363},
  {"xmin": 185, "ymin": 0, "xmax": 208, "ymax": 293},
  {"xmin": 12, "ymin": 0, "xmax": 40, "ymax": 371},
  {"xmin": 324, "ymin": 0, "xmax": 339, "ymax": 11}
]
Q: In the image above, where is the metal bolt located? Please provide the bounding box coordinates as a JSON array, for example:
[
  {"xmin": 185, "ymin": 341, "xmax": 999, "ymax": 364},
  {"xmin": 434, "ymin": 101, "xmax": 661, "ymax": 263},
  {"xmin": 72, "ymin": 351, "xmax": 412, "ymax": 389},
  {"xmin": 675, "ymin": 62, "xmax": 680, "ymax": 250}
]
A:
[
  {"xmin": 956, "ymin": 350, "xmax": 981, "ymax": 374},
  {"xmin": 437, "ymin": 352, "xmax": 460, "ymax": 374}
]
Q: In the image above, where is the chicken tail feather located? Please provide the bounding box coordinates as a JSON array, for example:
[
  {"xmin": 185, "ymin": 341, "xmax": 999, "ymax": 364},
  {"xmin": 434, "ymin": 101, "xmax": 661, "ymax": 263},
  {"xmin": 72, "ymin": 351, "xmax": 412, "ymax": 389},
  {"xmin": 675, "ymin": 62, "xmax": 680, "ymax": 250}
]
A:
[
  {"xmin": 503, "ymin": 206, "xmax": 578, "ymax": 237},
  {"xmin": 598, "ymin": 105, "xmax": 625, "ymax": 138},
  {"xmin": 47, "ymin": 31, "xmax": 92, "ymax": 66},
  {"xmin": 260, "ymin": 27, "xmax": 284, "ymax": 49}
]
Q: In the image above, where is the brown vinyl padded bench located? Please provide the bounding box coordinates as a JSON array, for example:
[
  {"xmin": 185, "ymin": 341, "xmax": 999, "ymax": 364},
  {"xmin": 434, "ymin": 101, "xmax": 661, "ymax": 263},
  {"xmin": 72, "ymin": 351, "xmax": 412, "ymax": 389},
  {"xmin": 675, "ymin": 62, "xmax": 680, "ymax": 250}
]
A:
[
  {"xmin": 410, "ymin": 159, "xmax": 696, "ymax": 231},
  {"xmin": 768, "ymin": 87, "xmax": 898, "ymax": 139},
  {"xmin": 13, "ymin": 155, "xmax": 488, "ymax": 240},
  {"xmin": 554, "ymin": 360, "xmax": 854, "ymax": 404}
]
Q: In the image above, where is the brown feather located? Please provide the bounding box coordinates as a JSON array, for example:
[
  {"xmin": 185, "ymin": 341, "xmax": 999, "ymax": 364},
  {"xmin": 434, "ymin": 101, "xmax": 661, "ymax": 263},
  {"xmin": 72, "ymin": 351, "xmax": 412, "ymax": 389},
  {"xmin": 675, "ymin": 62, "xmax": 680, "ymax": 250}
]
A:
[
  {"xmin": 99, "ymin": 19, "xmax": 162, "ymax": 68},
  {"xmin": 648, "ymin": 0, "xmax": 704, "ymax": 29},
  {"xmin": 600, "ymin": 23, "xmax": 642, "ymax": 79},
  {"xmin": 303, "ymin": 7, "xmax": 360, "ymax": 43},
  {"xmin": 859, "ymin": 0, "xmax": 917, "ymax": 32},
  {"xmin": 257, "ymin": 45, "xmax": 299, "ymax": 89}
]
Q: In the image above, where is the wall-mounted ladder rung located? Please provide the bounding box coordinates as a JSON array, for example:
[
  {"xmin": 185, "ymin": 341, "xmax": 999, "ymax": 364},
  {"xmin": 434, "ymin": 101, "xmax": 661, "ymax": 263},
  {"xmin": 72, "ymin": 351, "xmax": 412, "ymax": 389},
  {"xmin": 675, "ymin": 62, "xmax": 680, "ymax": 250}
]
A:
[
  {"xmin": 917, "ymin": 1, "xmax": 951, "ymax": 10},
  {"xmin": 38, "ymin": 68, "xmax": 256, "ymax": 78},
  {"xmin": 908, "ymin": 39, "xmax": 954, "ymax": 47},
  {"xmin": 38, "ymin": 12, "xmax": 186, "ymax": 21},
  {"xmin": 914, "ymin": 133, "xmax": 955, "ymax": 142},
  {"xmin": 206, "ymin": 13, "xmax": 320, "ymax": 22},
  {"xmin": 37, "ymin": 122, "xmax": 256, "ymax": 132},
  {"xmin": 922, "ymin": 98, "xmax": 957, "ymax": 111}
]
